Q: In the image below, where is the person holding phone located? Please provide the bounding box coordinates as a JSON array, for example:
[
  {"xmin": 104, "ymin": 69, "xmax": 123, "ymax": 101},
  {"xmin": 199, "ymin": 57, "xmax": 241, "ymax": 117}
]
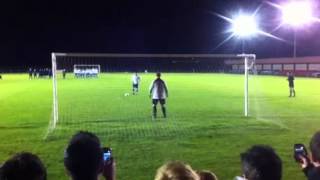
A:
[
  {"xmin": 102, "ymin": 147, "xmax": 116, "ymax": 180},
  {"xmin": 296, "ymin": 131, "xmax": 320, "ymax": 180},
  {"xmin": 64, "ymin": 131, "xmax": 116, "ymax": 180}
]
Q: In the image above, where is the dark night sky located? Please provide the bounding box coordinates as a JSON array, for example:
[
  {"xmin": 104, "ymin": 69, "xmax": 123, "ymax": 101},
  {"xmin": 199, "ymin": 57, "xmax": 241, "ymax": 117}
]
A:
[{"xmin": 1, "ymin": 0, "xmax": 320, "ymax": 68}]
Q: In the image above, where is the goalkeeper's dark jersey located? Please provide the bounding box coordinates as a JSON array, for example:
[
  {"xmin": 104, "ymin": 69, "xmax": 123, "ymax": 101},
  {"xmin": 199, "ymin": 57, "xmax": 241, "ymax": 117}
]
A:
[
  {"xmin": 288, "ymin": 75, "xmax": 294, "ymax": 87},
  {"xmin": 149, "ymin": 78, "xmax": 168, "ymax": 99}
]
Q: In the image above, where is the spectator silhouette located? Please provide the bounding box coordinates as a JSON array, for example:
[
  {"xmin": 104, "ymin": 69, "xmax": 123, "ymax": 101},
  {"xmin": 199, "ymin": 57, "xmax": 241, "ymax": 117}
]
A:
[
  {"xmin": 64, "ymin": 131, "xmax": 115, "ymax": 180},
  {"xmin": 0, "ymin": 152, "xmax": 47, "ymax": 180},
  {"xmin": 197, "ymin": 170, "xmax": 218, "ymax": 180},
  {"xmin": 238, "ymin": 145, "xmax": 282, "ymax": 180},
  {"xmin": 155, "ymin": 161, "xmax": 199, "ymax": 180},
  {"xmin": 298, "ymin": 131, "xmax": 320, "ymax": 180}
]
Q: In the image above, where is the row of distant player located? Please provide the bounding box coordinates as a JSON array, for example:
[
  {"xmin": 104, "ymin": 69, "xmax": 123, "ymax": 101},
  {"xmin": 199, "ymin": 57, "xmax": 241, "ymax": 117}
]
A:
[
  {"xmin": 74, "ymin": 68, "xmax": 99, "ymax": 78},
  {"xmin": 28, "ymin": 68, "xmax": 52, "ymax": 78},
  {"xmin": 28, "ymin": 68, "xmax": 99, "ymax": 78}
]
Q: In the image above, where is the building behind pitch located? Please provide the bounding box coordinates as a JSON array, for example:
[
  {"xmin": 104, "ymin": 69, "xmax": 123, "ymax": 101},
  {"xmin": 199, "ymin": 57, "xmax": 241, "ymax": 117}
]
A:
[{"xmin": 225, "ymin": 56, "xmax": 320, "ymax": 77}]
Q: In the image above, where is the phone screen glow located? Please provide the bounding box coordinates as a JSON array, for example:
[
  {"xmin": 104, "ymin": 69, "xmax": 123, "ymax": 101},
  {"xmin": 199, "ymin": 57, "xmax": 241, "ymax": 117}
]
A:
[{"xmin": 103, "ymin": 152, "xmax": 111, "ymax": 161}]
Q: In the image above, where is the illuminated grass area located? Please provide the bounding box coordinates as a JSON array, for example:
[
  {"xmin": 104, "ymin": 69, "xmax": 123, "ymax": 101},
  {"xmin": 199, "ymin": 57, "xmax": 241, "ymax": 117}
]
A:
[{"xmin": 0, "ymin": 73, "xmax": 320, "ymax": 179}]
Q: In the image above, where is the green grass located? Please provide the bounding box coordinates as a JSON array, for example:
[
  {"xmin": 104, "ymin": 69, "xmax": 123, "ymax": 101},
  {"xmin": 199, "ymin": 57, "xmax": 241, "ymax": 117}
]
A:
[{"xmin": 1, "ymin": 73, "xmax": 320, "ymax": 179}]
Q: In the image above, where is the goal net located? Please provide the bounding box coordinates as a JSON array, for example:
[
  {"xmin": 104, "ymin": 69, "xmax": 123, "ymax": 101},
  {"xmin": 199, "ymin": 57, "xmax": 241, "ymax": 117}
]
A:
[{"xmin": 48, "ymin": 53, "xmax": 256, "ymax": 138}]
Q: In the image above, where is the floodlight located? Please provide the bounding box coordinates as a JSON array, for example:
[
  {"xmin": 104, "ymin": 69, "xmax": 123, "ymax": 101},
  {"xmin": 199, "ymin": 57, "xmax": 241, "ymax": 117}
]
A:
[
  {"xmin": 282, "ymin": 1, "xmax": 313, "ymax": 27},
  {"xmin": 231, "ymin": 15, "xmax": 258, "ymax": 38}
]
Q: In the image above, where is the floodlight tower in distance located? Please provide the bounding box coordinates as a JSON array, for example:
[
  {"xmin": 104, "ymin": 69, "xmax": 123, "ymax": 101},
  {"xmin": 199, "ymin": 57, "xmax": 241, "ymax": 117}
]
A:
[
  {"xmin": 231, "ymin": 14, "xmax": 259, "ymax": 53},
  {"xmin": 281, "ymin": 1, "xmax": 313, "ymax": 58}
]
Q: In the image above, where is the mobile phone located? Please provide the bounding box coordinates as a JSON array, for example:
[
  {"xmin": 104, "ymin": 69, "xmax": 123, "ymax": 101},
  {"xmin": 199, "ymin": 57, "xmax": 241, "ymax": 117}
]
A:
[
  {"xmin": 294, "ymin": 144, "xmax": 307, "ymax": 162},
  {"xmin": 102, "ymin": 147, "xmax": 112, "ymax": 162}
]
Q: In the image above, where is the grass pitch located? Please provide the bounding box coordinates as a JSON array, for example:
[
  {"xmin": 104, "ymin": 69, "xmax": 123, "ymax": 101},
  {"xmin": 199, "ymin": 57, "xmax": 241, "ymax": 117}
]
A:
[{"xmin": 0, "ymin": 73, "xmax": 320, "ymax": 179}]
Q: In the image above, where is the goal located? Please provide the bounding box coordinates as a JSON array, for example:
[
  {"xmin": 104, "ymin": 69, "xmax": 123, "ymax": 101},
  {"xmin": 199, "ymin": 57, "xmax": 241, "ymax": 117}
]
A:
[{"xmin": 50, "ymin": 53, "xmax": 256, "ymax": 133}]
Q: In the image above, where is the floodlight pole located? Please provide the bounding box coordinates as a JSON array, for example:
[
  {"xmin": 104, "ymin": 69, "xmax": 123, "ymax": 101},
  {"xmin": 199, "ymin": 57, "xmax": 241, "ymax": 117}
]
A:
[
  {"xmin": 242, "ymin": 40, "xmax": 245, "ymax": 53},
  {"xmin": 293, "ymin": 29, "xmax": 297, "ymax": 58}
]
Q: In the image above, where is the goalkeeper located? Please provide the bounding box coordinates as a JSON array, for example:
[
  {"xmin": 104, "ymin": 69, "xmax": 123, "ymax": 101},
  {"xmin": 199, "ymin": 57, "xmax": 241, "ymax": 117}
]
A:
[
  {"xmin": 287, "ymin": 72, "xmax": 296, "ymax": 97},
  {"xmin": 149, "ymin": 72, "xmax": 168, "ymax": 119}
]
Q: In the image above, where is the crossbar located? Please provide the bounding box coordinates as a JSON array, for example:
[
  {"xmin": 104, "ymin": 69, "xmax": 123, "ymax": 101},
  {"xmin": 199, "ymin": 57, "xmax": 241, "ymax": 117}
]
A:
[{"xmin": 52, "ymin": 52, "xmax": 255, "ymax": 59}]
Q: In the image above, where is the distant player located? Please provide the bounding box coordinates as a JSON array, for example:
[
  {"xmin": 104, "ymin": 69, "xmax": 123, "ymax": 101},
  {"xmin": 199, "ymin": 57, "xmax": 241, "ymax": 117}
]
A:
[
  {"xmin": 287, "ymin": 72, "xmax": 295, "ymax": 97},
  {"xmin": 28, "ymin": 68, "xmax": 33, "ymax": 79},
  {"xmin": 33, "ymin": 68, "xmax": 37, "ymax": 79},
  {"xmin": 132, "ymin": 72, "xmax": 141, "ymax": 95},
  {"xmin": 48, "ymin": 69, "xmax": 52, "ymax": 78},
  {"xmin": 149, "ymin": 72, "xmax": 168, "ymax": 119},
  {"xmin": 62, "ymin": 69, "xmax": 66, "ymax": 79}
]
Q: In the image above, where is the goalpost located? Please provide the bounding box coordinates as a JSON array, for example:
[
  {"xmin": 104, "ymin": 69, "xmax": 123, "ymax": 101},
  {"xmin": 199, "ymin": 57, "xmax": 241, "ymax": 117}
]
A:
[{"xmin": 51, "ymin": 52, "xmax": 255, "ymax": 131}]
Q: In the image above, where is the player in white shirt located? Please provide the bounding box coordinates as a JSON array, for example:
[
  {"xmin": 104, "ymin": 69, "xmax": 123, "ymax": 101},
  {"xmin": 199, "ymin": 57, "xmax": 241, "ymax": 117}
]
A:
[
  {"xmin": 132, "ymin": 72, "xmax": 141, "ymax": 95},
  {"xmin": 149, "ymin": 72, "xmax": 168, "ymax": 119}
]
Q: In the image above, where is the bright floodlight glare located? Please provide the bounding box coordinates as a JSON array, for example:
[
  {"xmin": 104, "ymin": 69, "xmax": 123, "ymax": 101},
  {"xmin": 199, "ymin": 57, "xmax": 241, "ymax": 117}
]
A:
[
  {"xmin": 282, "ymin": 1, "xmax": 313, "ymax": 27},
  {"xmin": 232, "ymin": 15, "xmax": 258, "ymax": 37}
]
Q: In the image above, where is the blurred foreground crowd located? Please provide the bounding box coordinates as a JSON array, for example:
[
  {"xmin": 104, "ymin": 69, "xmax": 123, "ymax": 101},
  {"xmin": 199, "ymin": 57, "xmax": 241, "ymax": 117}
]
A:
[{"xmin": 0, "ymin": 131, "xmax": 320, "ymax": 180}]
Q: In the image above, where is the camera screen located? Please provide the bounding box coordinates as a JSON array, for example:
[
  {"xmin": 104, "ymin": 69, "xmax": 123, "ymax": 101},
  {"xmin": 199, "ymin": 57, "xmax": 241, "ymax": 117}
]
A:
[
  {"xmin": 295, "ymin": 146, "xmax": 305, "ymax": 153},
  {"xmin": 103, "ymin": 151, "xmax": 111, "ymax": 161},
  {"xmin": 295, "ymin": 145, "xmax": 306, "ymax": 155},
  {"xmin": 294, "ymin": 144, "xmax": 308, "ymax": 162}
]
